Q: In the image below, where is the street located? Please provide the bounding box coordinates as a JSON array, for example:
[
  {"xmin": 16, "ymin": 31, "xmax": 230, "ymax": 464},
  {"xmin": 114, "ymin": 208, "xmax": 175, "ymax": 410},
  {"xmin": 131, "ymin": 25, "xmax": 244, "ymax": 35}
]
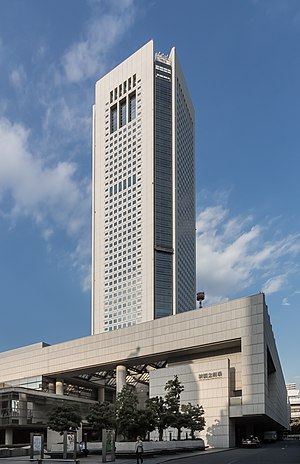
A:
[
  {"xmin": 166, "ymin": 441, "xmax": 300, "ymax": 464},
  {"xmin": 0, "ymin": 442, "xmax": 299, "ymax": 464}
]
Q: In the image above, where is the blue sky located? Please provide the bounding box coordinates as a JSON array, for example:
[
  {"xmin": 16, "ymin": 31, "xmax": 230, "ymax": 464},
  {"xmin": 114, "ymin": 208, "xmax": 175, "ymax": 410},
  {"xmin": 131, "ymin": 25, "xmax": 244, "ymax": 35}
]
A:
[{"xmin": 0, "ymin": 0, "xmax": 299, "ymax": 384}]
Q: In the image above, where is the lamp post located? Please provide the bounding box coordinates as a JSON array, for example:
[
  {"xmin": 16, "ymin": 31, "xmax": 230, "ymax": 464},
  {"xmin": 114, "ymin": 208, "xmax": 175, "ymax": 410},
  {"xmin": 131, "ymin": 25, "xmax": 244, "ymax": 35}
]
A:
[{"xmin": 196, "ymin": 292, "xmax": 205, "ymax": 308}]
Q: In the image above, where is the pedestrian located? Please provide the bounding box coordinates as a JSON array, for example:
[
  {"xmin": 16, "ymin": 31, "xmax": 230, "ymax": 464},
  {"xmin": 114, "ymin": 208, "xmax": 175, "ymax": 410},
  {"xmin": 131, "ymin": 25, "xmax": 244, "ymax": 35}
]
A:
[{"xmin": 135, "ymin": 436, "xmax": 143, "ymax": 464}]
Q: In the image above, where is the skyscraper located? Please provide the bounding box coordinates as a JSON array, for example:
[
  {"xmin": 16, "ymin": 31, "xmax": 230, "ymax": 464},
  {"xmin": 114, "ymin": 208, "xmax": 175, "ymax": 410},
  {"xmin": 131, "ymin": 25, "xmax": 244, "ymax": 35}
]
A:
[{"xmin": 92, "ymin": 40, "xmax": 195, "ymax": 334}]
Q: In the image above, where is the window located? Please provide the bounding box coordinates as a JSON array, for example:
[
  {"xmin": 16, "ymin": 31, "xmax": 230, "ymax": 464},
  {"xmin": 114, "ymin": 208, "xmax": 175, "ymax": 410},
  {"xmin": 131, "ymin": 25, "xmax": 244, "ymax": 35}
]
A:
[
  {"xmin": 110, "ymin": 105, "xmax": 117, "ymax": 133},
  {"xmin": 119, "ymin": 99, "xmax": 126, "ymax": 128},
  {"xmin": 129, "ymin": 92, "xmax": 136, "ymax": 122}
]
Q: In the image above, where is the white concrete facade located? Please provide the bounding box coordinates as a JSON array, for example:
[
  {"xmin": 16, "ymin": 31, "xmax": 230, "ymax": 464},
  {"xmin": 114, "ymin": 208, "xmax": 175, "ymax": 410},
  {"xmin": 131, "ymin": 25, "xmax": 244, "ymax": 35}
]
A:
[
  {"xmin": 92, "ymin": 40, "xmax": 195, "ymax": 335},
  {"xmin": 287, "ymin": 384, "xmax": 300, "ymax": 422},
  {"xmin": 0, "ymin": 294, "xmax": 289, "ymax": 447},
  {"xmin": 150, "ymin": 358, "xmax": 232, "ymax": 447}
]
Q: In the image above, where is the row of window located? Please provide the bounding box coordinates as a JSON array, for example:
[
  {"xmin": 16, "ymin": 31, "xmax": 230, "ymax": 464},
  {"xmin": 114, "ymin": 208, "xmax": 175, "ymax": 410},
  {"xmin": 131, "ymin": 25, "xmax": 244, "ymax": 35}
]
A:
[
  {"xmin": 110, "ymin": 74, "xmax": 136, "ymax": 103},
  {"xmin": 105, "ymin": 122, "xmax": 137, "ymax": 147},
  {"xmin": 110, "ymin": 92, "xmax": 136, "ymax": 133},
  {"xmin": 104, "ymin": 321, "xmax": 139, "ymax": 331},
  {"xmin": 104, "ymin": 275, "xmax": 141, "ymax": 287},
  {"xmin": 109, "ymin": 174, "xmax": 137, "ymax": 196},
  {"xmin": 102, "ymin": 79, "xmax": 142, "ymax": 332},
  {"xmin": 104, "ymin": 313, "xmax": 142, "ymax": 324}
]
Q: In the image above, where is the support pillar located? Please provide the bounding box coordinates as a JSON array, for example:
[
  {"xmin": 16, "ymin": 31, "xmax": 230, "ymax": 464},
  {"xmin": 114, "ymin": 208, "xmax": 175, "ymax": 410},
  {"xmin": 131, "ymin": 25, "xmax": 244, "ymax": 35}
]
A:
[
  {"xmin": 116, "ymin": 365, "xmax": 127, "ymax": 393},
  {"xmin": 98, "ymin": 386, "xmax": 105, "ymax": 402},
  {"xmin": 55, "ymin": 379, "xmax": 64, "ymax": 395},
  {"xmin": 19, "ymin": 392, "xmax": 27, "ymax": 425},
  {"xmin": 5, "ymin": 428, "xmax": 13, "ymax": 445},
  {"xmin": 48, "ymin": 381, "xmax": 55, "ymax": 393}
]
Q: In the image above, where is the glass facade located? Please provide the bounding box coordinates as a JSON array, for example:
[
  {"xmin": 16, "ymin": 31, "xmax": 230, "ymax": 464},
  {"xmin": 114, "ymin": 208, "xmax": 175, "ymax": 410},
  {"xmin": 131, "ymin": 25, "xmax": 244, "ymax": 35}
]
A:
[
  {"xmin": 119, "ymin": 99, "xmax": 126, "ymax": 127},
  {"xmin": 129, "ymin": 92, "xmax": 136, "ymax": 121},
  {"xmin": 176, "ymin": 78, "xmax": 195, "ymax": 312},
  {"xmin": 110, "ymin": 105, "xmax": 117, "ymax": 133},
  {"xmin": 154, "ymin": 60, "xmax": 173, "ymax": 318}
]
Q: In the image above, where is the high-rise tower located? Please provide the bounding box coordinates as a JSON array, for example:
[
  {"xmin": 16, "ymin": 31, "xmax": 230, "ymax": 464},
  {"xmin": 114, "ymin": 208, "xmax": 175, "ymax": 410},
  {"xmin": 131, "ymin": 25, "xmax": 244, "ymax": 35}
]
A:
[{"xmin": 92, "ymin": 40, "xmax": 195, "ymax": 334}]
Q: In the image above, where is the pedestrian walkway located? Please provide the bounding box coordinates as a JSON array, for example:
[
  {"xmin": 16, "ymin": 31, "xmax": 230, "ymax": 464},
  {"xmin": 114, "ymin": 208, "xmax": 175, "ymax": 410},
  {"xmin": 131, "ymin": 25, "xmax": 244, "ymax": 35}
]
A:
[
  {"xmin": 82, "ymin": 448, "xmax": 230, "ymax": 464},
  {"xmin": 0, "ymin": 448, "xmax": 230, "ymax": 464}
]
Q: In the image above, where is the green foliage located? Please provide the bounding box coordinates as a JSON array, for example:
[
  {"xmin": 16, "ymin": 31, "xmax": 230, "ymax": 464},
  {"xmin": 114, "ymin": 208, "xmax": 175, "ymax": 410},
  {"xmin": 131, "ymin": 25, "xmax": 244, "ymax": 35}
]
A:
[
  {"xmin": 164, "ymin": 375, "xmax": 184, "ymax": 410},
  {"xmin": 87, "ymin": 376, "xmax": 206, "ymax": 442},
  {"xmin": 146, "ymin": 396, "xmax": 169, "ymax": 441},
  {"xmin": 181, "ymin": 403, "xmax": 205, "ymax": 439},
  {"xmin": 133, "ymin": 407, "xmax": 156, "ymax": 440},
  {"xmin": 291, "ymin": 418, "xmax": 300, "ymax": 434},
  {"xmin": 115, "ymin": 385, "xmax": 139, "ymax": 440},
  {"xmin": 164, "ymin": 375, "xmax": 185, "ymax": 439},
  {"xmin": 87, "ymin": 401, "xmax": 115, "ymax": 435},
  {"xmin": 47, "ymin": 403, "xmax": 82, "ymax": 434},
  {"xmin": 86, "ymin": 387, "xmax": 157, "ymax": 441},
  {"xmin": 149, "ymin": 376, "xmax": 206, "ymax": 440}
]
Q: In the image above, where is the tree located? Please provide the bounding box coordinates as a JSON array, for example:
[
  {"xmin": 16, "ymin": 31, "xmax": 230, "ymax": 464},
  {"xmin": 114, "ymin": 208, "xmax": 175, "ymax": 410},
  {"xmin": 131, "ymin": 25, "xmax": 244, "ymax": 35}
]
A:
[
  {"xmin": 164, "ymin": 375, "xmax": 185, "ymax": 440},
  {"xmin": 47, "ymin": 403, "xmax": 82, "ymax": 434},
  {"xmin": 133, "ymin": 407, "xmax": 156, "ymax": 440},
  {"xmin": 115, "ymin": 385, "xmax": 139, "ymax": 440},
  {"xmin": 87, "ymin": 401, "xmax": 115, "ymax": 438},
  {"xmin": 291, "ymin": 418, "xmax": 300, "ymax": 434},
  {"xmin": 146, "ymin": 396, "xmax": 169, "ymax": 441},
  {"xmin": 181, "ymin": 403, "xmax": 205, "ymax": 439}
]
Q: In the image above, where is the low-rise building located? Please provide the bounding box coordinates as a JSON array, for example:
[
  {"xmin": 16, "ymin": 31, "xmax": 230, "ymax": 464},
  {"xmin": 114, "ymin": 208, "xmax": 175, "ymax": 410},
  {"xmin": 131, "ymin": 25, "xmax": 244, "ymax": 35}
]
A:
[
  {"xmin": 287, "ymin": 383, "xmax": 300, "ymax": 424},
  {"xmin": 0, "ymin": 294, "xmax": 290, "ymax": 447}
]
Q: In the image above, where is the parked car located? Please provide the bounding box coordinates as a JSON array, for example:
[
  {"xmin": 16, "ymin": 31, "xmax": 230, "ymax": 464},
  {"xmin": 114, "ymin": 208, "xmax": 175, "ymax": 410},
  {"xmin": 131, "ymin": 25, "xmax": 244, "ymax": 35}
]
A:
[
  {"xmin": 242, "ymin": 436, "xmax": 261, "ymax": 448},
  {"xmin": 263, "ymin": 431, "xmax": 278, "ymax": 442}
]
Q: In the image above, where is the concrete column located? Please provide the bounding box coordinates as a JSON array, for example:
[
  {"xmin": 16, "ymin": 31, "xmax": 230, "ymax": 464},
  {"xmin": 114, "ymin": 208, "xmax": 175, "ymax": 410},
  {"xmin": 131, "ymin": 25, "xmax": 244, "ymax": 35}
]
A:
[
  {"xmin": 98, "ymin": 386, "xmax": 105, "ymax": 402},
  {"xmin": 19, "ymin": 392, "xmax": 27, "ymax": 425},
  {"xmin": 48, "ymin": 381, "xmax": 55, "ymax": 393},
  {"xmin": 5, "ymin": 428, "xmax": 13, "ymax": 445},
  {"xmin": 116, "ymin": 365, "xmax": 127, "ymax": 393},
  {"xmin": 55, "ymin": 379, "xmax": 64, "ymax": 395}
]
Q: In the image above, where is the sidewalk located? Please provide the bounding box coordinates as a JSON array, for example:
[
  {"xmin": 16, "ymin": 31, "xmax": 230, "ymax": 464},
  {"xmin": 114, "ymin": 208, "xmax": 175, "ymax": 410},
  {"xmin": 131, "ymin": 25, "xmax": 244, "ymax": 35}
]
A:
[
  {"xmin": 0, "ymin": 448, "xmax": 230, "ymax": 464},
  {"xmin": 82, "ymin": 448, "xmax": 230, "ymax": 464}
]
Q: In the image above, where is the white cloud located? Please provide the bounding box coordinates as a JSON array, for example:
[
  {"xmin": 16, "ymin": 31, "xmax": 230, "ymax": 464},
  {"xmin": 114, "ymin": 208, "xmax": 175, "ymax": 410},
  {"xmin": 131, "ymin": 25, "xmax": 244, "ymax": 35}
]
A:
[
  {"xmin": 41, "ymin": 95, "xmax": 91, "ymax": 152},
  {"xmin": 42, "ymin": 228, "xmax": 54, "ymax": 241},
  {"xmin": 0, "ymin": 98, "xmax": 8, "ymax": 114},
  {"xmin": 196, "ymin": 205, "xmax": 300, "ymax": 304},
  {"xmin": 0, "ymin": 118, "xmax": 88, "ymax": 232},
  {"xmin": 62, "ymin": 0, "xmax": 136, "ymax": 83},
  {"xmin": 262, "ymin": 275, "xmax": 286, "ymax": 295},
  {"xmin": 282, "ymin": 297, "xmax": 291, "ymax": 306},
  {"xmin": 0, "ymin": 117, "xmax": 91, "ymax": 289},
  {"xmin": 34, "ymin": 0, "xmax": 138, "ymax": 162},
  {"xmin": 9, "ymin": 65, "xmax": 27, "ymax": 91},
  {"xmin": 0, "ymin": 1, "xmax": 140, "ymax": 294}
]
